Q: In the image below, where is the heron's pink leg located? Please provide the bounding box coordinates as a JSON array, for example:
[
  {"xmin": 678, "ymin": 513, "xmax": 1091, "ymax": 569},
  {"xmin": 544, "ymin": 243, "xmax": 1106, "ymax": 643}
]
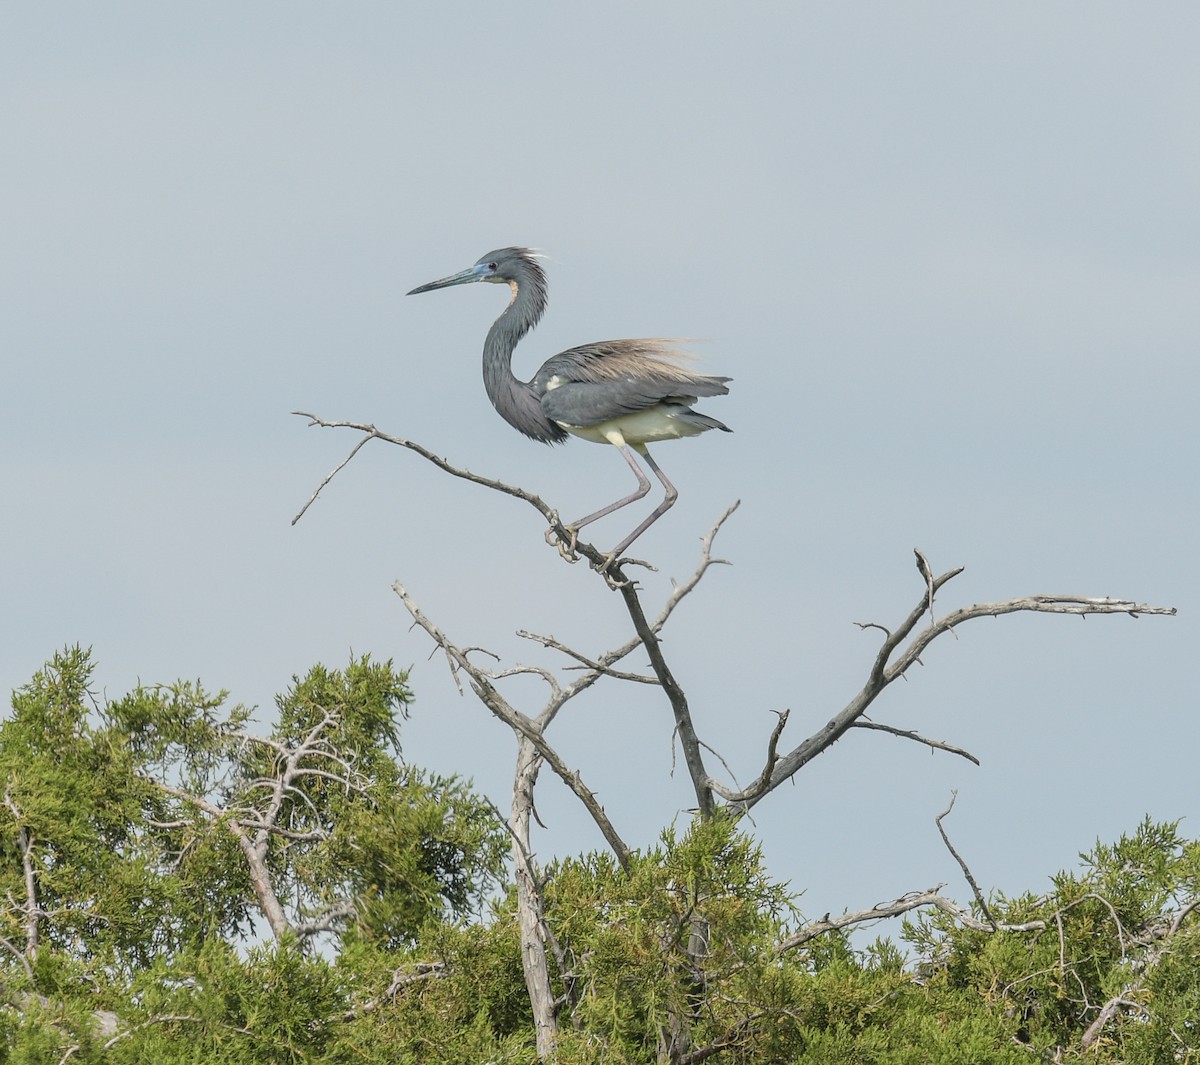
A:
[
  {"xmin": 605, "ymin": 449, "xmax": 677, "ymax": 561},
  {"xmin": 567, "ymin": 445, "xmax": 652, "ymax": 532}
]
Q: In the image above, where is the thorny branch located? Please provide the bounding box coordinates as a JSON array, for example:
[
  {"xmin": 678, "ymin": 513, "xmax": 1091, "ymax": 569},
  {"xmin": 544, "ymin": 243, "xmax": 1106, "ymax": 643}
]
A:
[{"xmin": 852, "ymin": 720, "xmax": 980, "ymax": 765}]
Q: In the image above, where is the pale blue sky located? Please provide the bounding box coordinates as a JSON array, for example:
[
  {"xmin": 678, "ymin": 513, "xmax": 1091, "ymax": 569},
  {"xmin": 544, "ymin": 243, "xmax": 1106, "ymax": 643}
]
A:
[{"xmin": 3, "ymin": 3, "xmax": 1196, "ymax": 922}]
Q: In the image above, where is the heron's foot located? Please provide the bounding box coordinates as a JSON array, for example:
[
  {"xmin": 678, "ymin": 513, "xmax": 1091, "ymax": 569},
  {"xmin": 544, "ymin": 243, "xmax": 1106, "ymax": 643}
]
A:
[{"xmin": 544, "ymin": 519, "xmax": 580, "ymax": 563}]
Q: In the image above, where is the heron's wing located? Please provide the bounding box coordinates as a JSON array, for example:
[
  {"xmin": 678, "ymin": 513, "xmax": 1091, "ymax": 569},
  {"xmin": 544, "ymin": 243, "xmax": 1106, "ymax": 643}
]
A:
[
  {"xmin": 536, "ymin": 340, "xmax": 730, "ymax": 427},
  {"xmin": 541, "ymin": 339, "xmax": 719, "ymax": 382}
]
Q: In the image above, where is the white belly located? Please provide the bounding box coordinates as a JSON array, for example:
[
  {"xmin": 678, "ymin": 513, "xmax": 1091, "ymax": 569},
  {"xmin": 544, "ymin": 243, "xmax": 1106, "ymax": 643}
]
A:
[{"xmin": 557, "ymin": 404, "xmax": 703, "ymax": 448}]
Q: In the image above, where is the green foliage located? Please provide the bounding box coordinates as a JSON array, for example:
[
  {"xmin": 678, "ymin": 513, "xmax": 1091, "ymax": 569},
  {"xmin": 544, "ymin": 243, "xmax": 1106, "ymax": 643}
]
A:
[
  {"xmin": 543, "ymin": 813, "xmax": 795, "ymax": 1059},
  {"xmin": 0, "ymin": 649, "xmax": 509, "ymax": 1063},
  {"xmin": 904, "ymin": 817, "xmax": 1200, "ymax": 1063},
  {"xmin": 0, "ymin": 646, "xmax": 174, "ymax": 970},
  {"xmin": 2, "ymin": 651, "xmax": 1197, "ymax": 1062}
]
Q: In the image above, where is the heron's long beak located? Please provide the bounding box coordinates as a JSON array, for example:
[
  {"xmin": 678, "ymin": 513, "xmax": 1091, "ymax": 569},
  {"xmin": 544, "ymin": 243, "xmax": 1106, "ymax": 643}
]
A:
[{"xmin": 406, "ymin": 263, "xmax": 488, "ymax": 296}]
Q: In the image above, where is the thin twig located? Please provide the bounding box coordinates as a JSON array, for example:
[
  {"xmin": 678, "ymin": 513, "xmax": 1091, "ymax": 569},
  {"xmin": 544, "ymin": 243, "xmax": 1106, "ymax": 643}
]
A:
[
  {"xmin": 709, "ymin": 710, "xmax": 791, "ymax": 804},
  {"xmin": 936, "ymin": 791, "xmax": 994, "ymax": 929},
  {"xmin": 516, "ymin": 630, "xmax": 658, "ymax": 684},
  {"xmin": 290, "ymin": 433, "xmax": 374, "ymax": 525},
  {"xmin": 853, "ymin": 720, "xmax": 980, "ymax": 765}
]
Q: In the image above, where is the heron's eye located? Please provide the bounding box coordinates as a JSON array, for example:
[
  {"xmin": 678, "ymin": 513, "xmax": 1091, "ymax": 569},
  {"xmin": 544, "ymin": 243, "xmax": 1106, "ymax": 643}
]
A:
[{"xmin": 488, "ymin": 262, "xmax": 498, "ymax": 271}]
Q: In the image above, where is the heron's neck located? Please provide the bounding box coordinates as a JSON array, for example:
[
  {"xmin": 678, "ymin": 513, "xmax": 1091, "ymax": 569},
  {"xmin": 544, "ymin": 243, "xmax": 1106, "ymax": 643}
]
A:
[
  {"xmin": 496, "ymin": 271, "xmax": 546, "ymax": 353},
  {"xmin": 481, "ymin": 276, "xmax": 563, "ymax": 443}
]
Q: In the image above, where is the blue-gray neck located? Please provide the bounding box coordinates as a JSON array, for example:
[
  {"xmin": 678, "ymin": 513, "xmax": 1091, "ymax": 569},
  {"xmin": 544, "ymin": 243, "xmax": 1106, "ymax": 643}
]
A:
[{"xmin": 482, "ymin": 258, "xmax": 567, "ymax": 444}]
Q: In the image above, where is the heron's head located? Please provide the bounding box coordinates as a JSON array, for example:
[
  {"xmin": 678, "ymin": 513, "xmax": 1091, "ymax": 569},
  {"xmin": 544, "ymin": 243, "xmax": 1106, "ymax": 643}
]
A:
[{"xmin": 407, "ymin": 247, "xmax": 545, "ymax": 296}]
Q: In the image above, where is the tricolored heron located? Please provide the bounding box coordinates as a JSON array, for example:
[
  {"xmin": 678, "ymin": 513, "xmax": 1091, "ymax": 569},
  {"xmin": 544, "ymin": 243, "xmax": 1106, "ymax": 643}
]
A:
[{"xmin": 407, "ymin": 247, "xmax": 731, "ymax": 566}]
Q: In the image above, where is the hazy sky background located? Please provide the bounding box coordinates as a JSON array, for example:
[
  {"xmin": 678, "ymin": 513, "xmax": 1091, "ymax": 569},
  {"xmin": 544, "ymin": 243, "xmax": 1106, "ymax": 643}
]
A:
[{"xmin": 4, "ymin": 4, "xmax": 1196, "ymax": 926}]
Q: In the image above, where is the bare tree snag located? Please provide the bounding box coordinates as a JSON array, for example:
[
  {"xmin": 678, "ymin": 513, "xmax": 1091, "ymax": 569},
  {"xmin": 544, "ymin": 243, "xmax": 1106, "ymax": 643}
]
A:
[{"xmin": 296, "ymin": 413, "xmax": 1178, "ymax": 1062}]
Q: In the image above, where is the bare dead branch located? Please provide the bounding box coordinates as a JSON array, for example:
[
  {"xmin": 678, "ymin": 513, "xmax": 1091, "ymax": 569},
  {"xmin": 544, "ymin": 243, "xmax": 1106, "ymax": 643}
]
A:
[
  {"xmin": 1080, "ymin": 897, "xmax": 1200, "ymax": 1050},
  {"xmin": 300, "ymin": 415, "xmax": 739, "ymax": 844},
  {"xmin": 529, "ymin": 509, "xmax": 738, "ymax": 720},
  {"xmin": 290, "ymin": 433, "xmax": 374, "ymax": 525},
  {"xmin": 697, "ymin": 738, "xmax": 745, "ymax": 795},
  {"xmin": 852, "ymin": 720, "xmax": 980, "ymax": 765},
  {"xmin": 484, "ymin": 794, "xmax": 574, "ymax": 1003},
  {"xmin": 1168, "ymin": 896, "xmax": 1200, "ymax": 936},
  {"xmin": 293, "ymin": 413, "xmax": 619, "ymax": 571},
  {"xmin": 343, "ymin": 962, "xmax": 446, "ymax": 1020},
  {"xmin": 647, "ymin": 502, "xmax": 739, "ymax": 631},
  {"xmin": 141, "ymin": 705, "xmax": 365, "ymax": 944},
  {"xmin": 853, "ymin": 621, "xmax": 891, "ymax": 639},
  {"xmin": 150, "ymin": 780, "xmax": 294, "ymax": 939},
  {"xmin": 517, "ymin": 630, "xmax": 658, "ymax": 684},
  {"xmin": 0, "ymin": 935, "xmax": 33, "ymax": 979},
  {"xmin": 888, "ymin": 594, "xmax": 1177, "ymax": 682},
  {"xmin": 294, "ymin": 898, "xmax": 357, "ymax": 938},
  {"xmin": 608, "ymin": 505, "xmax": 738, "ymax": 819},
  {"xmin": 914, "ymin": 548, "xmax": 937, "ymax": 626},
  {"xmin": 1081, "ymin": 994, "xmax": 1149, "ymax": 1050},
  {"xmin": 776, "ymin": 884, "xmax": 1049, "ymax": 955},
  {"xmin": 709, "ymin": 710, "xmax": 790, "ymax": 804},
  {"xmin": 510, "ymin": 737, "xmax": 558, "ymax": 1057},
  {"xmin": 484, "ymin": 663, "xmax": 563, "ymax": 696},
  {"xmin": 394, "ymin": 581, "xmax": 631, "ymax": 868},
  {"xmin": 775, "ymin": 888, "xmax": 952, "ymax": 952},
  {"xmin": 936, "ymin": 792, "xmax": 994, "ymax": 928},
  {"xmin": 618, "ymin": 580, "xmax": 712, "ymax": 817},
  {"xmin": 748, "ymin": 561, "xmax": 1175, "ymax": 809}
]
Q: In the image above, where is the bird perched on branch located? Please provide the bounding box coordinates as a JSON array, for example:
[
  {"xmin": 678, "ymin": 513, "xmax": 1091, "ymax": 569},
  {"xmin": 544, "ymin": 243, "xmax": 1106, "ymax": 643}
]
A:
[{"xmin": 407, "ymin": 247, "xmax": 731, "ymax": 568}]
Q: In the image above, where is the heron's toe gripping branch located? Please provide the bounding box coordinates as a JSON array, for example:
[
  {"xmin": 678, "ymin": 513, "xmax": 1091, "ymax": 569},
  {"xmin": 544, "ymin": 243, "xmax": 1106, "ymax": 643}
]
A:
[{"xmin": 544, "ymin": 521, "xmax": 581, "ymax": 564}]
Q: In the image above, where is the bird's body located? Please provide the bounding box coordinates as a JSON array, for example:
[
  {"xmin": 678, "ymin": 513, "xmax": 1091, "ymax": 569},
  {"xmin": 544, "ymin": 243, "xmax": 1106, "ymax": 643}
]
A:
[{"xmin": 407, "ymin": 247, "xmax": 731, "ymax": 564}]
